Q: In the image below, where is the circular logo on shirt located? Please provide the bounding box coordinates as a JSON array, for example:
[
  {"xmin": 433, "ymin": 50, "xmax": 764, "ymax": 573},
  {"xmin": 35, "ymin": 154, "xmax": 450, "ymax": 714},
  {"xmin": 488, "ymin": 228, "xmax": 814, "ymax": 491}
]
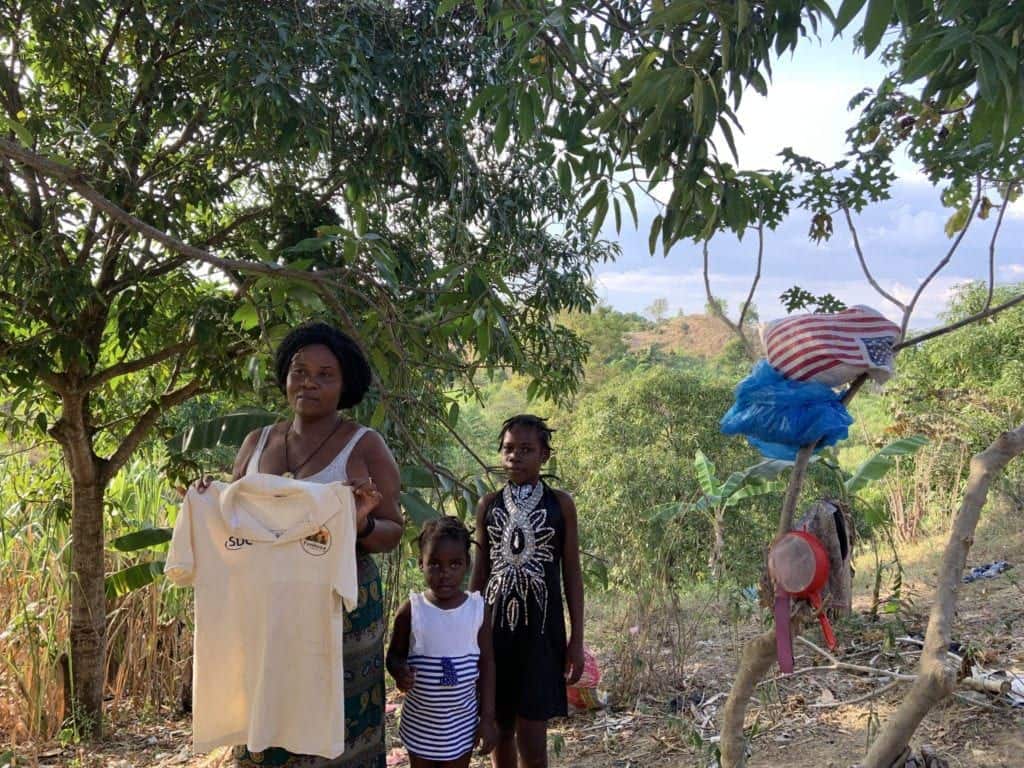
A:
[{"xmin": 301, "ymin": 526, "xmax": 331, "ymax": 556}]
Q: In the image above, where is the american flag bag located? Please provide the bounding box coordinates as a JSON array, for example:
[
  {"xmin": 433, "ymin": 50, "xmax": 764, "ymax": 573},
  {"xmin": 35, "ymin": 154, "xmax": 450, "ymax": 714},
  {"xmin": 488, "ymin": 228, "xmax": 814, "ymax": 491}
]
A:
[{"xmin": 761, "ymin": 305, "xmax": 900, "ymax": 387}]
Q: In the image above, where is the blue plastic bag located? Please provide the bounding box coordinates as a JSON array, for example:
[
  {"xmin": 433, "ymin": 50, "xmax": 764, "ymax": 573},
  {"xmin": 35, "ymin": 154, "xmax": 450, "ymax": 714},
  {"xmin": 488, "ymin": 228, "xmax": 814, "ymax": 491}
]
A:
[{"xmin": 720, "ymin": 360, "xmax": 853, "ymax": 460}]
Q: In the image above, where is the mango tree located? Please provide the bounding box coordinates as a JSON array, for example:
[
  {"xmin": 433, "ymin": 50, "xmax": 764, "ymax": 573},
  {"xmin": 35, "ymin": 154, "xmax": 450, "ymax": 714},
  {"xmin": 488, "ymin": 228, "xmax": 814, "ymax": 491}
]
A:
[{"xmin": 0, "ymin": 0, "xmax": 610, "ymax": 733}]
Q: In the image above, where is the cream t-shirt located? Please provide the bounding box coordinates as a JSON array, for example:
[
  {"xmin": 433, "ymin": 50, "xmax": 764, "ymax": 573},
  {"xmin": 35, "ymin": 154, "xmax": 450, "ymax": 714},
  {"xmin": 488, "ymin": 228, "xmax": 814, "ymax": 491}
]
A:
[{"xmin": 166, "ymin": 473, "xmax": 358, "ymax": 758}]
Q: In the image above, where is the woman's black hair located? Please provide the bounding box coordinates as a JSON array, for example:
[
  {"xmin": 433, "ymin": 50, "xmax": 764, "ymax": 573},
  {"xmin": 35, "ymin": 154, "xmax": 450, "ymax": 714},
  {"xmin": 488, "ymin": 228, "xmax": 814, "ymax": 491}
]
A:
[
  {"xmin": 497, "ymin": 414, "xmax": 555, "ymax": 451},
  {"xmin": 417, "ymin": 516, "xmax": 473, "ymax": 560},
  {"xmin": 274, "ymin": 322, "xmax": 372, "ymax": 409}
]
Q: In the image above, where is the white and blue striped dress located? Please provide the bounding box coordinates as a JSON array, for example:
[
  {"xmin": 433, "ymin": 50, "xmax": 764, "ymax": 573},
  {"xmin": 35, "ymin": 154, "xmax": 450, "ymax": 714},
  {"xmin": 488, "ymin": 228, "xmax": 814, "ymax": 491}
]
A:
[{"xmin": 398, "ymin": 591, "xmax": 483, "ymax": 761}]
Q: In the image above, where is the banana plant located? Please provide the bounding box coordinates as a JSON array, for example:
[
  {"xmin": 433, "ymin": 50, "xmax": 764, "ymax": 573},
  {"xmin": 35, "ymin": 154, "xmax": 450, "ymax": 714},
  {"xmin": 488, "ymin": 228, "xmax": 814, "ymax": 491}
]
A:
[
  {"xmin": 649, "ymin": 451, "xmax": 788, "ymax": 579},
  {"xmin": 844, "ymin": 435, "xmax": 929, "ymax": 495},
  {"xmin": 692, "ymin": 451, "xmax": 789, "ymax": 578}
]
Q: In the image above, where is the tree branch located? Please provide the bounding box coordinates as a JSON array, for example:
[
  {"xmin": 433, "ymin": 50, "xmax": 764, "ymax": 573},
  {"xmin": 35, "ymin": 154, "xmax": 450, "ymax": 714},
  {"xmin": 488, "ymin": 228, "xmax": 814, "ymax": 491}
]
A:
[
  {"xmin": 893, "ymin": 289, "xmax": 1024, "ymax": 351},
  {"xmin": 82, "ymin": 340, "xmax": 195, "ymax": 391},
  {"xmin": 900, "ymin": 176, "xmax": 983, "ymax": 338},
  {"xmin": 863, "ymin": 423, "xmax": 1024, "ymax": 767},
  {"xmin": 736, "ymin": 223, "xmax": 763, "ymax": 331},
  {"xmin": 703, "ymin": 240, "xmax": 756, "ymax": 360},
  {"xmin": 98, "ymin": 2, "xmax": 130, "ymax": 69},
  {"xmin": 841, "ymin": 204, "xmax": 906, "ymax": 311},
  {"xmin": 720, "ymin": 609, "xmax": 811, "ymax": 767},
  {"xmin": 100, "ymin": 378, "xmax": 208, "ymax": 485},
  {"xmin": 984, "ymin": 196, "xmax": 1009, "ymax": 312},
  {"xmin": 0, "ymin": 137, "xmax": 358, "ymax": 293}
]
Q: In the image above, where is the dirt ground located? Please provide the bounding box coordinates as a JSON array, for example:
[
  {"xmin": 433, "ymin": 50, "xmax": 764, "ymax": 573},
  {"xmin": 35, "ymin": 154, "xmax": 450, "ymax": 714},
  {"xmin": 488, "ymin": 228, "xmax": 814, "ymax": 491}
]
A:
[{"xmin": 5, "ymin": 505, "xmax": 1023, "ymax": 768}]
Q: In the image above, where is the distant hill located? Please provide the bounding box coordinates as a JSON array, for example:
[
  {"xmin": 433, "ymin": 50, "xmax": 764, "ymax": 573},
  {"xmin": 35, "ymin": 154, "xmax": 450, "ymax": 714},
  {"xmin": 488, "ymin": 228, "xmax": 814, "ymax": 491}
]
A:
[{"xmin": 625, "ymin": 314, "xmax": 760, "ymax": 359}]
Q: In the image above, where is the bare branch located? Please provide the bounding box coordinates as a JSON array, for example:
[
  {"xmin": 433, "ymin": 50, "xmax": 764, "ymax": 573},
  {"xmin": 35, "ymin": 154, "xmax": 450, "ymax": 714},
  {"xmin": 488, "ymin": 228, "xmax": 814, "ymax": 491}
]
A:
[
  {"xmin": 392, "ymin": 416, "xmax": 479, "ymax": 497},
  {"xmin": 901, "ymin": 176, "xmax": 983, "ymax": 338},
  {"xmin": 736, "ymin": 223, "xmax": 764, "ymax": 329},
  {"xmin": 894, "ymin": 289, "xmax": 1024, "ymax": 350},
  {"xmin": 841, "ymin": 205, "xmax": 906, "ymax": 311},
  {"xmin": 82, "ymin": 340, "xmax": 195, "ymax": 391},
  {"xmin": 0, "ymin": 59, "xmax": 25, "ymax": 118},
  {"xmin": 984, "ymin": 196, "xmax": 1009, "ymax": 312},
  {"xmin": 98, "ymin": 3, "xmax": 130, "ymax": 69},
  {"xmin": 703, "ymin": 240, "xmax": 756, "ymax": 361}
]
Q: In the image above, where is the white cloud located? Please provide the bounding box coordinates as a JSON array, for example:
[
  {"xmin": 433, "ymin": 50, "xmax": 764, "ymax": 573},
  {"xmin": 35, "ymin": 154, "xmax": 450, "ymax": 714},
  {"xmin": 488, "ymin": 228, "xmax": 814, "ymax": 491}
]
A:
[
  {"xmin": 593, "ymin": 269, "xmax": 749, "ymax": 294},
  {"xmin": 1000, "ymin": 263, "xmax": 1024, "ymax": 276},
  {"xmin": 1007, "ymin": 199, "xmax": 1024, "ymax": 220},
  {"xmin": 594, "ymin": 266, "xmax": 975, "ymax": 328},
  {"xmin": 864, "ymin": 206, "xmax": 944, "ymax": 244}
]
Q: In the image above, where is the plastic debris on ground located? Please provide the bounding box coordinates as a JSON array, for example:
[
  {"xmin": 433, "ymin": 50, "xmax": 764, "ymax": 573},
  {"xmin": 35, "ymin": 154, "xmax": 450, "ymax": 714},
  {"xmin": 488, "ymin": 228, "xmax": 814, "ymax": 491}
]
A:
[
  {"xmin": 720, "ymin": 360, "xmax": 853, "ymax": 460},
  {"xmin": 567, "ymin": 645, "xmax": 608, "ymax": 713},
  {"xmin": 962, "ymin": 560, "xmax": 1012, "ymax": 583}
]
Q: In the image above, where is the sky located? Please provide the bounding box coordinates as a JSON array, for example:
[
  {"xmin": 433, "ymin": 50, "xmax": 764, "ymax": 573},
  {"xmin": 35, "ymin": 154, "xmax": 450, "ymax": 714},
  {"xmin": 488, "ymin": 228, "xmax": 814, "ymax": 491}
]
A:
[{"xmin": 592, "ymin": 33, "xmax": 1024, "ymax": 330}]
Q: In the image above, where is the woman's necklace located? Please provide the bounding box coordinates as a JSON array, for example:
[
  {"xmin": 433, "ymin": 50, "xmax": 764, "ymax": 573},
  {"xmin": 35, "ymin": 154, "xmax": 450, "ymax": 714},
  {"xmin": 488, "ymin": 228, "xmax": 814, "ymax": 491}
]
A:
[{"xmin": 282, "ymin": 417, "xmax": 345, "ymax": 479}]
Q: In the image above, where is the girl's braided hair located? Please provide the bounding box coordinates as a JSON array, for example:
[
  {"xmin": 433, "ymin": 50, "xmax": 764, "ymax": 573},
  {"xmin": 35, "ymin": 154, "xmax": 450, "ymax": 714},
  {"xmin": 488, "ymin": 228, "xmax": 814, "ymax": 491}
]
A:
[
  {"xmin": 497, "ymin": 414, "xmax": 555, "ymax": 451},
  {"xmin": 417, "ymin": 515, "xmax": 473, "ymax": 559}
]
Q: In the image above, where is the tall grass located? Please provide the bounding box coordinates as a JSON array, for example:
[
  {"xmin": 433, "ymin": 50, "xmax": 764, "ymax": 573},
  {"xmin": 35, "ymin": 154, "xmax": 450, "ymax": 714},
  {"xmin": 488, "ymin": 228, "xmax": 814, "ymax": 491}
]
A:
[{"xmin": 0, "ymin": 451, "xmax": 191, "ymax": 745}]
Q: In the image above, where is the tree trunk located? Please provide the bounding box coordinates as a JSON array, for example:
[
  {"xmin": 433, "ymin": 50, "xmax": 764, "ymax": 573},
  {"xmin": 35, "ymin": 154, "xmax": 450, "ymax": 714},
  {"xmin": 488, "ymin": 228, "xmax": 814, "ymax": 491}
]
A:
[
  {"xmin": 862, "ymin": 423, "xmax": 1024, "ymax": 767},
  {"xmin": 53, "ymin": 393, "xmax": 108, "ymax": 737},
  {"xmin": 69, "ymin": 479, "xmax": 107, "ymax": 735},
  {"xmin": 709, "ymin": 507, "xmax": 726, "ymax": 578}
]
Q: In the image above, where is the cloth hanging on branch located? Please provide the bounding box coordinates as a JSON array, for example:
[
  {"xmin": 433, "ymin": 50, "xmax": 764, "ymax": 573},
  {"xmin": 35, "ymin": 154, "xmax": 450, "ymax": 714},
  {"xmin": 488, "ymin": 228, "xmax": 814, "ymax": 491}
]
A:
[{"xmin": 761, "ymin": 305, "xmax": 901, "ymax": 387}]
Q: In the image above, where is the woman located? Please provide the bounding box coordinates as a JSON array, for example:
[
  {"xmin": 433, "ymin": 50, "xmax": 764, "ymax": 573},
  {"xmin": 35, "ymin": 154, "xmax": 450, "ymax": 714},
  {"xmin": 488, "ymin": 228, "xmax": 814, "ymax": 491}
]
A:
[{"xmin": 210, "ymin": 321, "xmax": 403, "ymax": 768}]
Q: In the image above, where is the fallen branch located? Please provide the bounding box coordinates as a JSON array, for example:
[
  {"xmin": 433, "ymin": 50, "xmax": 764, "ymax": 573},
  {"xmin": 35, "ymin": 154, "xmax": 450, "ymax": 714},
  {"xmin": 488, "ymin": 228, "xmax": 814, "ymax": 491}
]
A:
[{"xmin": 811, "ymin": 679, "xmax": 900, "ymax": 709}]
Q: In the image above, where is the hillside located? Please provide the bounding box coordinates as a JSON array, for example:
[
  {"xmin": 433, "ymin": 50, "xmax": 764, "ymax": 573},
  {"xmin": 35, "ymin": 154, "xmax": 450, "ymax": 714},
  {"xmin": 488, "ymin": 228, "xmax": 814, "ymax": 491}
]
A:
[{"xmin": 625, "ymin": 314, "xmax": 761, "ymax": 358}]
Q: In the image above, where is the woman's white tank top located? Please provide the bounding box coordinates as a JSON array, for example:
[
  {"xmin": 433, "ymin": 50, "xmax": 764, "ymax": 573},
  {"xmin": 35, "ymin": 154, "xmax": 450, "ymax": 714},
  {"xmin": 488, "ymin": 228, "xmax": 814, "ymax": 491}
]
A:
[{"xmin": 245, "ymin": 423, "xmax": 371, "ymax": 484}]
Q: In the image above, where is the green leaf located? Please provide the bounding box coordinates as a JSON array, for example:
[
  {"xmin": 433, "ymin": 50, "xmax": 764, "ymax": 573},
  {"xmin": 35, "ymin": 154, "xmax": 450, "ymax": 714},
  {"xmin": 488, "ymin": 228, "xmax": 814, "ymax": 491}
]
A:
[
  {"xmin": 693, "ymin": 450, "xmax": 719, "ymax": 496},
  {"xmin": 476, "ymin": 322, "xmax": 491, "ymax": 356},
  {"xmin": 834, "ymin": 0, "xmax": 868, "ymax": 32},
  {"xmin": 862, "ymin": 0, "xmax": 894, "ymax": 56},
  {"xmin": 944, "ymin": 206, "xmax": 970, "ymax": 237},
  {"xmin": 167, "ymin": 407, "xmax": 279, "ymax": 455},
  {"xmin": 112, "ymin": 527, "xmax": 173, "ymax": 552},
  {"xmin": 232, "ymin": 302, "xmax": 259, "ymax": 330},
  {"xmin": 736, "ymin": 0, "xmax": 750, "ymax": 33},
  {"xmin": 400, "ymin": 466, "xmax": 436, "ymax": 488},
  {"xmin": 844, "ymin": 435, "xmax": 929, "ymax": 494},
  {"xmin": 648, "ymin": 0, "xmax": 704, "ymax": 28},
  {"xmin": 494, "ymin": 104, "xmax": 510, "ymax": 152},
  {"xmin": 692, "ymin": 76, "xmax": 705, "ymax": 132},
  {"xmin": 621, "ymin": 183, "xmax": 638, "ymax": 228},
  {"xmin": 370, "ymin": 401, "xmax": 387, "ymax": 430},
  {"xmin": 283, "ymin": 236, "xmax": 332, "ymax": 253},
  {"xmin": 400, "ymin": 491, "xmax": 441, "ymax": 526},
  {"xmin": 648, "ymin": 214, "xmax": 663, "ymax": 255},
  {"xmin": 516, "ymin": 91, "xmax": 535, "ymax": 137},
  {"xmin": 0, "ymin": 115, "xmax": 35, "ymax": 147},
  {"xmin": 724, "ymin": 480, "xmax": 784, "ymax": 507},
  {"xmin": 557, "ymin": 159, "xmax": 572, "ymax": 196},
  {"xmin": 106, "ymin": 561, "xmax": 165, "ymax": 600},
  {"xmin": 591, "ymin": 196, "xmax": 609, "ymax": 239}
]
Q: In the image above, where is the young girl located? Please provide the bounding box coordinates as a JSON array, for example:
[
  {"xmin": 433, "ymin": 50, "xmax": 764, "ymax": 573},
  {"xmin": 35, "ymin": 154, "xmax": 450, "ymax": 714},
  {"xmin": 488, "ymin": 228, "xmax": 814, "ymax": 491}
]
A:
[
  {"xmin": 469, "ymin": 415, "xmax": 584, "ymax": 768},
  {"xmin": 387, "ymin": 517, "xmax": 498, "ymax": 767}
]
